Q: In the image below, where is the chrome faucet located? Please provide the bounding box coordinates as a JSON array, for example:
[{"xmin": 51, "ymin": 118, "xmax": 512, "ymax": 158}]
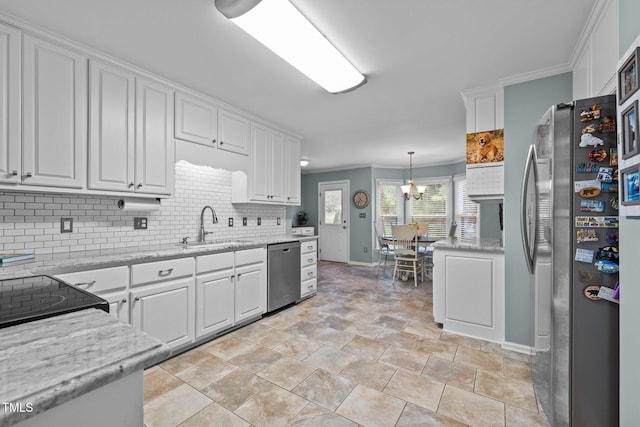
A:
[{"xmin": 199, "ymin": 205, "xmax": 219, "ymax": 243}]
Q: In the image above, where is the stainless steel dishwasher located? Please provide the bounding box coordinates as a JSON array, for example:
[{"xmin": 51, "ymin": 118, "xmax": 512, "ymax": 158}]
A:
[{"xmin": 267, "ymin": 241, "xmax": 301, "ymax": 312}]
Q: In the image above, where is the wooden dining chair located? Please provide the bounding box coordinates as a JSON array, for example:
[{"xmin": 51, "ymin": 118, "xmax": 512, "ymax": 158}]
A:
[{"xmin": 391, "ymin": 224, "xmax": 425, "ymax": 287}]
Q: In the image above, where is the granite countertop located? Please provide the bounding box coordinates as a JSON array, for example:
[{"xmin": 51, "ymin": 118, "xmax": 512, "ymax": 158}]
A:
[
  {"xmin": 0, "ymin": 309, "xmax": 170, "ymax": 427},
  {"xmin": 431, "ymin": 238, "xmax": 504, "ymax": 253},
  {"xmin": 0, "ymin": 234, "xmax": 318, "ymax": 280}
]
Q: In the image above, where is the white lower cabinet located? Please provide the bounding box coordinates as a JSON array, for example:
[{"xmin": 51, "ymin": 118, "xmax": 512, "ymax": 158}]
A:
[
  {"xmin": 300, "ymin": 239, "xmax": 318, "ymax": 298},
  {"xmin": 54, "ymin": 265, "xmax": 129, "ymax": 323},
  {"xmin": 234, "ymin": 262, "xmax": 265, "ymax": 323},
  {"xmin": 131, "ymin": 277, "xmax": 195, "ymax": 349},
  {"xmin": 131, "ymin": 257, "xmax": 195, "ymax": 349},
  {"xmin": 195, "ymin": 247, "xmax": 266, "ymax": 338},
  {"xmin": 433, "ymin": 248, "xmax": 504, "ymax": 342}
]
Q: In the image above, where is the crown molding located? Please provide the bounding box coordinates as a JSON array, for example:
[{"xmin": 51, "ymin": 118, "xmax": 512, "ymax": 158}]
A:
[{"xmin": 569, "ymin": 0, "xmax": 614, "ymax": 69}]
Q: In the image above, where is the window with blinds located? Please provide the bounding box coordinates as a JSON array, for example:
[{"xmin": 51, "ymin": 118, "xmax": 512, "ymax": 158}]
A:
[
  {"xmin": 454, "ymin": 175, "xmax": 479, "ymax": 244},
  {"xmin": 376, "ymin": 179, "xmax": 403, "ymax": 236},
  {"xmin": 408, "ymin": 177, "xmax": 452, "ymax": 239}
]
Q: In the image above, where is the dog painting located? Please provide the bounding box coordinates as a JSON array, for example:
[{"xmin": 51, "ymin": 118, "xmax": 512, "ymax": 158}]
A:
[{"xmin": 466, "ymin": 129, "xmax": 504, "ymax": 164}]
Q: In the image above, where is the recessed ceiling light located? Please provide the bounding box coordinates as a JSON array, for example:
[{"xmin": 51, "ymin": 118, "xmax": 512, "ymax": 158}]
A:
[{"xmin": 299, "ymin": 159, "xmax": 309, "ymax": 167}]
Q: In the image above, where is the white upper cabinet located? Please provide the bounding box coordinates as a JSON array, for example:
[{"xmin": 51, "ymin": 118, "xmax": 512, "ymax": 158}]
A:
[
  {"xmin": 22, "ymin": 34, "xmax": 86, "ymax": 189},
  {"xmin": 268, "ymin": 130, "xmax": 285, "ymax": 203},
  {"xmin": 88, "ymin": 59, "xmax": 135, "ymax": 192},
  {"xmin": 249, "ymin": 122, "xmax": 270, "ymax": 201},
  {"xmin": 0, "ymin": 23, "xmax": 20, "ymax": 185},
  {"xmin": 285, "ymin": 135, "xmax": 301, "ymax": 205},
  {"xmin": 135, "ymin": 77, "xmax": 174, "ymax": 195},
  {"xmin": 218, "ymin": 108, "xmax": 250, "ymax": 155},
  {"xmin": 89, "ymin": 63, "xmax": 174, "ymax": 196},
  {"xmin": 174, "ymin": 92, "xmax": 250, "ymax": 156},
  {"xmin": 174, "ymin": 92, "xmax": 217, "ymax": 147}
]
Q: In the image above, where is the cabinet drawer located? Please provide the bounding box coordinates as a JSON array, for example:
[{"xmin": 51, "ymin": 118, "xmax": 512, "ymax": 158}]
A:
[
  {"xmin": 301, "ymin": 239, "xmax": 317, "ymax": 254},
  {"xmin": 235, "ymin": 247, "xmax": 266, "ymax": 266},
  {"xmin": 301, "ymin": 278, "xmax": 317, "ymax": 296},
  {"xmin": 301, "ymin": 251, "xmax": 317, "ymax": 268},
  {"xmin": 55, "ymin": 266, "xmax": 129, "ymax": 294},
  {"xmin": 196, "ymin": 251, "xmax": 234, "ymax": 275},
  {"xmin": 132, "ymin": 257, "xmax": 194, "ymax": 286},
  {"xmin": 301, "ymin": 264, "xmax": 317, "ymax": 281}
]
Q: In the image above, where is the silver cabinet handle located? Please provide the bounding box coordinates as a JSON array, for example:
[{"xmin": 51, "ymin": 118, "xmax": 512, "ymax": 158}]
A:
[
  {"xmin": 75, "ymin": 280, "xmax": 96, "ymax": 288},
  {"xmin": 308, "ymin": 285, "xmax": 314, "ymax": 290},
  {"xmin": 237, "ymin": 273, "xmax": 241, "ymax": 278},
  {"xmin": 158, "ymin": 268, "xmax": 173, "ymax": 276},
  {"xmin": 128, "ymin": 182, "xmax": 135, "ymax": 187},
  {"xmin": 137, "ymin": 183, "xmax": 143, "ymax": 188},
  {"xmin": 308, "ymin": 258, "xmax": 314, "ymax": 263},
  {"xmin": 12, "ymin": 170, "xmax": 18, "ymax": 176},
  {"xmin": 134, "ymin": 297, "xmax": 140, "ymax": 301},
  {"xmin": 219, "ymin": 140, "xmax": 223, "ymax": 145},
  {"xmin": 307, "ymin": 271, "xmax": 314, "ymax": 277},
  {"xmin": 307, "ymin": 245, "xmax": 314, "ymax": 250},
  {"xmin": 212, "ymin": 138, "xmax": 216, "ymax": 144},
  {"xmin": 25, "ymin": 172, "xmax": 33, "ymax": 178},
  {"xmin": 121, "ymin": 298, "xmax": 127, "ymax": 303}
]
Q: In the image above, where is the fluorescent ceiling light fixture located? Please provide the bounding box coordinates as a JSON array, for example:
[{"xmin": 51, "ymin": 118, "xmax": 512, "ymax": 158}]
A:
[
  {"xmin": 215, "ymin": 0, "xmax": 366, "ymax": 93},
  {"xmin": 299, "ymin": 159, "xmax": 309, "ymax": 167}
]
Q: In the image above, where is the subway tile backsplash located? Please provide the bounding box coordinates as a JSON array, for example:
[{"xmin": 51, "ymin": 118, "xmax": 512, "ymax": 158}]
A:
[{"xmin": 0, "ymin": 161, "xmax": 286, "ymax": 255}]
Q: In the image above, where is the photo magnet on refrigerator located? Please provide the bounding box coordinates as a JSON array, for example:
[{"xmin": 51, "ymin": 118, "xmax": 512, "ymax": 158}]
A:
[
  {"xmin": 583, "ymin": 285, "xmax": 602, "ymax": 301},
  {"xmin": 575, "ymin": 248, "xmax": 595, "ymax": 263},
  {"xmin": 577, "ymin": 229, "xmax": 598, "ymax": 243}
]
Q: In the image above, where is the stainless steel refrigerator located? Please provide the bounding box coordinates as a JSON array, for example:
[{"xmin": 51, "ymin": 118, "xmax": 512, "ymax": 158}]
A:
[{"xmin": 521, "ymin": 95, "xmax": 619, "ymax": 427}]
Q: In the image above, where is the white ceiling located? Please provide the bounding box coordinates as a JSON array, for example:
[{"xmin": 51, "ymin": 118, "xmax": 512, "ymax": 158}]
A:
[{"xmin": 0, "ymin": 0, "xmax": 596, "ymax": 171}]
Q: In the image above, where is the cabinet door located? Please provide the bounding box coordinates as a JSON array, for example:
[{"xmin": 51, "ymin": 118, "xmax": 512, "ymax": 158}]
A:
[
  {"xmin": 196, "ymin": 269, "xmax": 234, "ymax": 338},
  {"xmin": 104, "ymin": 290, "xmax": 130, "ymax": 324},
  {"xmin": 0, "ymin": 23, "xmax": 20, "ymax": 184},
  {"xmin": 218, "ymin": 108, "xmax": 249, "ymax": 155},
  {"xmin": 250, "ymin": 122, "xmax": 270, "ymax": 201},
  {"xmin": 285, "ymin": 136, "xmax": 301, "ymax": 205},
  {"xmin": 174, "ymin": 92, "xmax": 217, "ymax": 146},
  {"xmin": 234, "ymin": 263, "xmax": 266, "ymax": 323},
  {"xmin": 269, "ymin": 130, "xmax": 285, "ymax": 202},
  {"xmin": 88, "ymin": 60, "xmax": 135, "ymax": 191},
  {"xmin": 135, "ymin": 77, "xmax": 174, "ymax": 195},
  {"xmin": 22, "ymin": 35, "xmax": 86, "ymax": 188},
  {"xmin": 131, "ymin": 278, "xmax": 195, "ymax": 349}
]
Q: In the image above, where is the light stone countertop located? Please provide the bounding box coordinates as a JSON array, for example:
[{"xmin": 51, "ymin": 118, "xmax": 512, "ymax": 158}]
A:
[
  {"xmin": 431, "ymin": 238, "xmax": 505, "ymax": 253},
  {"xmin": 0, "ymin": 309, "xmax": 170, "ymax": 427},
  {"xmin": 0, "ymin": 234, "xmax": 318, "ymax": 280}
]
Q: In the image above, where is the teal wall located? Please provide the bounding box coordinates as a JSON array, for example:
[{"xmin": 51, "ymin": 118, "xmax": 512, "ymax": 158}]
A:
[
  {"xmin": 503, "ymin": 72, "xmax": 573, "ymax": 345},
  {"xmin": 618, "ymin": 1, "xmax": 640, "ymax": 424},
  {"xmin": 300, "ymin": 161, "xmax": 466, "ymax": 264}
]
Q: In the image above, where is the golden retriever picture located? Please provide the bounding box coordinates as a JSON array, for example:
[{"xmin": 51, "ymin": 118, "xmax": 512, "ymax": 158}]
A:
[{"xmin": 466, "ymin": 129, "xmax": 505, "ymax": 164}]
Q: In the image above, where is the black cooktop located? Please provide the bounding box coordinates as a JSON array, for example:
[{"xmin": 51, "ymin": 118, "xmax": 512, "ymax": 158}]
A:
[{"xmin": 0, "ymin": 275, "xmax": 109, "ymax": 329}]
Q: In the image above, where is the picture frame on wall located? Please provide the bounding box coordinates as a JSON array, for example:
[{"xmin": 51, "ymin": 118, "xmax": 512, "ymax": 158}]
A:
[
  {"xmin": 618, "ymin": 47, "xmax": 639, "ymax": 105},
  {"xmin": 621, "ymin": 165, "xmax": 640, "ymax": 205},
  {"xmin": 621, "ymin": 100, "xmax": 639, "ymax": 159}
]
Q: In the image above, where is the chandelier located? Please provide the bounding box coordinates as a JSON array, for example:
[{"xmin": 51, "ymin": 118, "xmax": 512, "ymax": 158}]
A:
[{"xmin": 401, "ymin": 151, "xmax": 426, "ymax": 200}]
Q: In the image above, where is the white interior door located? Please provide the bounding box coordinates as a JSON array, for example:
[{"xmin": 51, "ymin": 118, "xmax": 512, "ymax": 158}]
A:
[{"xmin": 318, "ymin": 181, "xmax": 349, "ymax": 262}]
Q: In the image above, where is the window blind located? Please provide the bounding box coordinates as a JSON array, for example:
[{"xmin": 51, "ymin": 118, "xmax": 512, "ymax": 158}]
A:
[
  {"xmin": 454, "ymin": 176, "xmax": 479, "ymax": 244},
  {"xmin": 409, "ymin": 178, "xmax": 451, "ymax": 239},
  {"xmin": 376, "ymin": 180, "xmax": 403, "ymax": 236}
]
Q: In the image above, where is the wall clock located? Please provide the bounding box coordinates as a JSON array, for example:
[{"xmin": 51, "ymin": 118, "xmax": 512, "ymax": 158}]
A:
[{"xmin": 352, "ymin": 190, "xmax": 370, "ymax": 208}]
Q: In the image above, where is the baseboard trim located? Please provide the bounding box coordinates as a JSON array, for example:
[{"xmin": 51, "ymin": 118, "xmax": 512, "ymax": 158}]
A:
[
  {"xmin": 347, "ymin": 261, "xmax": 377, "ymax": 267},
  {"xmin": 502, "ymin": 341, "xmax": 535, "ymax": 355}
]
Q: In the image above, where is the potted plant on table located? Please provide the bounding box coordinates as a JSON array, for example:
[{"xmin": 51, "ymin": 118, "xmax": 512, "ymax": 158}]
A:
[{"xmin": 297, "ymin": 211, "xmax": 307, "ymax": 226}]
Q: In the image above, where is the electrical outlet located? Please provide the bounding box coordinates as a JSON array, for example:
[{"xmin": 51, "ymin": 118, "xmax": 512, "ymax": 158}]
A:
[
  {"xmin": 364, "ymin": 247, "xmax": 368, "ymax": 253},
  {"xmin": 228, "ymin": 217, "xmax": 234, "ymax": 227},
  {"xmin": 257, "ymin": 217, "xmax": 261, "ymax": 226},
  {"xmin": 242, "ymin": 217, "xmax": 247, "ymax": 226},
  {"xmin": 134, "ymin": 217, "xmax": 148, "ymax": 230},
  {"xmin": 277, "ymin": 217, "xmax": 281, "ymax": 225},
  {"xmin": 60, "ymin": 218, "xmax": 73, "ymax": 233}
]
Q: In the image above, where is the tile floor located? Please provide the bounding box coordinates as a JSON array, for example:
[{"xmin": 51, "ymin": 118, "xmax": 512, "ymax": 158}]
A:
[{"xmin": 143, "ymin": 261, "xmax": 551, "ymax": 427}]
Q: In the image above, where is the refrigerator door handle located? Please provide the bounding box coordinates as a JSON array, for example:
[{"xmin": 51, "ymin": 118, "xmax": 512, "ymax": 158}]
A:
[{"xmin": 520, "ymin": 144, "xmax": 538, "ymax": 274}]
